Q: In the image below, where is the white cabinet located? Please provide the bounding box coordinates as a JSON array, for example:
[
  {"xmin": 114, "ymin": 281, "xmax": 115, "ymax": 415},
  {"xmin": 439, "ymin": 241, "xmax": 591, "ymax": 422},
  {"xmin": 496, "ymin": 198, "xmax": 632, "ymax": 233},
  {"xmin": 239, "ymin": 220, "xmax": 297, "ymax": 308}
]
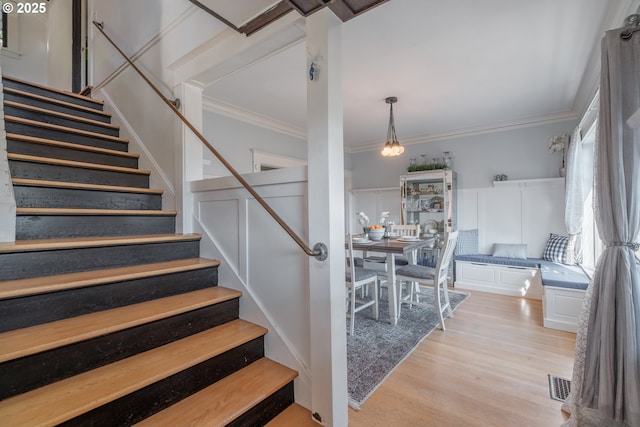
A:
[
  {"xmin": 455, "ymin": 261, "xmax": 542, "ymax": 300},
  {"xmin": 400, "ymin": 170, "xmax": 456, "ymax": 234}
]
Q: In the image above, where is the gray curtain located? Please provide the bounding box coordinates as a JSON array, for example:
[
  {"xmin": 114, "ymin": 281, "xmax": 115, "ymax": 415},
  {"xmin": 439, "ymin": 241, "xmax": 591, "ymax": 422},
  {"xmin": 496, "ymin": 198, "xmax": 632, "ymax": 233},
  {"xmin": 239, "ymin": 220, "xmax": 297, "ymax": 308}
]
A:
[{"xmin": 562, "ymin": 24, "xmax": 640, "ymax": 426}]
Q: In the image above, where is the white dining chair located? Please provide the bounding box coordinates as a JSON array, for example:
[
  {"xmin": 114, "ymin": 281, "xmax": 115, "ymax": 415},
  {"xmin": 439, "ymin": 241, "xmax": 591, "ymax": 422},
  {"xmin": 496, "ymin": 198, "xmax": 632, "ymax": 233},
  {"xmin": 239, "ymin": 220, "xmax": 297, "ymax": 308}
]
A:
[
  {"xmin": 395, "ymin": 230, "xmax": 459, "ymax": 331},
  {"xmin": 346, "ymin": 234, "xmax": 379, "ymax": 335}
]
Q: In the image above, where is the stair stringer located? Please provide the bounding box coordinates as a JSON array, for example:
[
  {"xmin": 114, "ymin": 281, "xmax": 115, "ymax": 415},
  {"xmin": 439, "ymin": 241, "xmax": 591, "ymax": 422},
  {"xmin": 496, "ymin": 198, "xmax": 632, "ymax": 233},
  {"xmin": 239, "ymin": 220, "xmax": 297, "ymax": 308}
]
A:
[
  {"xmin": 0, "ymin": 70, "xmax": 17, "ymax": 243},
  {"xmin": 192, "ymin": 217, "xmax": 312, "ymax": 409}
]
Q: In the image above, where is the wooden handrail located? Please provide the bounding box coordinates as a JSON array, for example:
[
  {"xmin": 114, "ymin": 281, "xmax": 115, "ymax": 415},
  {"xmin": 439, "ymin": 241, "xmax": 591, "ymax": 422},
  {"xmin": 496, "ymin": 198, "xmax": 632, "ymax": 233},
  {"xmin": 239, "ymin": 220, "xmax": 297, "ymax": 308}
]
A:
[{"xmin": 92, "ymin": 21, "xmax": 327, "ymax": 261}]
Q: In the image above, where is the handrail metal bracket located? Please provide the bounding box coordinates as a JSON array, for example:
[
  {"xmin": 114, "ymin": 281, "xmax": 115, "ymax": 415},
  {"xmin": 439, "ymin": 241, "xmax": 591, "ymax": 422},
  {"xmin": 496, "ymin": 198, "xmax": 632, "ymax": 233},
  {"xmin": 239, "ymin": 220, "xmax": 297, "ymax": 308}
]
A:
[
  {"xmin": 313, "ymin": 243, "xmax": 328, "ymax": 261},
  {"xmin": 170, "ymin": 98, "xmax": 181, "ymax": 110}
]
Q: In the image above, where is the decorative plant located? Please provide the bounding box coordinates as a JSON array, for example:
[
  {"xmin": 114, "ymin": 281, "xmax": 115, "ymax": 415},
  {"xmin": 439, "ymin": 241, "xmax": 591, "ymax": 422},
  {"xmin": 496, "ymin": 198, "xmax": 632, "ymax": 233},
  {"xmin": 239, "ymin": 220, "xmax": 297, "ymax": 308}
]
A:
[
  {"xmin": 549, "ymin": 133, "xmax": 569, "ymax": 170},
  {"xmin": 407, "ymin": 162, "xmax": 447, "ymax": 173},
  {"xmin": 357, "ymin": 211, "xmax": 369, "ymax": 232}
]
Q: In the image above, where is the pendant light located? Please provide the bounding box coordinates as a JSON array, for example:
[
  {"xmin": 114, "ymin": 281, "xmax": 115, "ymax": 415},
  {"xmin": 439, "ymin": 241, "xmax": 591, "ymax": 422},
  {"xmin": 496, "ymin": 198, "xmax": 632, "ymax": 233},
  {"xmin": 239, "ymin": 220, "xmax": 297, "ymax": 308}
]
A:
[{"xmin": 381, "ymin": 96, "xmax": 405, "ymax": 157}]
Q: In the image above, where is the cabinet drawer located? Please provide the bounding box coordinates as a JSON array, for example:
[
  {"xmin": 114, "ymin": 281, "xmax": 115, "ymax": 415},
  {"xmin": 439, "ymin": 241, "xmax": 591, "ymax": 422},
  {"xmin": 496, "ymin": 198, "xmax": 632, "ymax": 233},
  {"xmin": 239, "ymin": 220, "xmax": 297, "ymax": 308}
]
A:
[
  {"xmin": 459, "ymin": 262, "xmax": 495, "ymax": 285},
  {"xmin": 498, "ymin": 267, "xmax": 537, "ymax": 287}
]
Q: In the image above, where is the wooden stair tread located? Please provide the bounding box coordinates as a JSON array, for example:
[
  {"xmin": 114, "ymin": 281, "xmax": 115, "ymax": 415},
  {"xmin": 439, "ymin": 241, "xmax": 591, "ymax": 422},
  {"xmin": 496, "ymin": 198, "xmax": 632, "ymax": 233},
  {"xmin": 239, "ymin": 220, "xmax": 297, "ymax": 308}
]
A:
[
  {"xmin": 8, "ymin": 153, "xmax": 149, "ymax": 175},
  {"xmin": 7, "ymin": 133, "xmax": 138, "ymax": 159},
  {"xmin": 12, "ymin": 178, "xmax": 163, "ymax": 195},
  {"xmin": 0, "ymin": 258, "xmax": 220, "ymax": 299},
  {"xmin": 4, "ymin": 100, "xmax": 120, "ymax": 130},
  {"xmin": 0, "ymin": 233, "xmax": 201, "ymax": 253},
  {"xmin": 5, "ymin": 116, "xmax": 128, "ymax": 143},
  {"xmin": 265, "ymin": 403, "xmax": 318, "ymax": 427},
  {"xmin": 3, "ymin": 87, "xmax": 112, "ymax": 117},
  {"xmin": 2, "ymin": 75, "xmax": 105, "ymax": 105},
  {"xmin": 135, "ymin": 358, "xmax": 298, "ymax": 426},
  {"xmin": 16, "ymin": 207, "xmax": 177, "ymax": 216},
  {"xmin": 0, "ymin": 319, "xmax": 265, "ymax": 427},
  {"xmin": 0, "ymin": 286, "xmax": 241, "ymax": 363}
]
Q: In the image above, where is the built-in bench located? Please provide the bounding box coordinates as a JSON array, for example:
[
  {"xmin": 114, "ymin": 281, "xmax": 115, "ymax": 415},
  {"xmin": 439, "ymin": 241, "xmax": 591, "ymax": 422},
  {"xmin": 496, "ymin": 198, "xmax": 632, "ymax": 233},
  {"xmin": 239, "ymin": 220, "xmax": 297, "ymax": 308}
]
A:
[
  {"xmin": 454, "ymin": 255, "xmax": 590, "ymax": 332},
  {"xmin": 538, "ymin": 261, "xmax": 590, "ymax": 333}
]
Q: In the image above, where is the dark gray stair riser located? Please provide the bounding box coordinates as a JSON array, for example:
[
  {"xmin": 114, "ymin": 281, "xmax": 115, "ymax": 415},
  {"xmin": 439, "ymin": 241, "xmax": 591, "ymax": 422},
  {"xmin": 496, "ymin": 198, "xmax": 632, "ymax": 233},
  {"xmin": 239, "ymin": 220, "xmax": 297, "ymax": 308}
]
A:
[
  {"xmin": 9, "ymin": 160, "xmax": 149, "ymax": 188},
  {"xmin": 57, "ymin": 338, "xmax": 265, "ymax": 427},
  {"xmin": 7, "ymin": 138, "xmax": 138, "ymax": 169},
  {"xmin": 16, "ymin": 214, "xmax": 176, "ymax": 239},
  {"xmin": 0, "ymin": 240, "xmax": 201, "ymax": 280},
  {"xmin": 4, "ymin": 104, "xmax": 119, "ymax": 137},
  {"xmin": 14, "ymin": 186, "xmax": 162, "ymax": 210},
  {"xmin": 0, "ymin": 299, "xmax": 237, "ymax": 400},
  {"xmin": 2, "ymin": 78, "xmax": 104, "ymax": 111},
  {"xmin": 6, "ymin": 120, "xmax": 127, "ymax": 152},
  {"xmin": 0, "ymin": 266, "xmax": 218, "ymax": 333},
  {"xmin": 3, "ymin": 90, "xmax": 111, "ymax": 122},
  {"xmin": 228, "ymin": 382, "xmax": 295, "ymax": 427}
]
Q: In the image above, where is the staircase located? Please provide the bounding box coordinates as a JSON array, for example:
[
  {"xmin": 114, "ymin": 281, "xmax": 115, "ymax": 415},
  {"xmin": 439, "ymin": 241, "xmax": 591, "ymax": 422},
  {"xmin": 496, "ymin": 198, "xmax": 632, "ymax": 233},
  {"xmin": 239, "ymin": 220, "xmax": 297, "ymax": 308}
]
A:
[{"xmin": 0, "ymin": 76, "xmax": 315, "ymax": 426}]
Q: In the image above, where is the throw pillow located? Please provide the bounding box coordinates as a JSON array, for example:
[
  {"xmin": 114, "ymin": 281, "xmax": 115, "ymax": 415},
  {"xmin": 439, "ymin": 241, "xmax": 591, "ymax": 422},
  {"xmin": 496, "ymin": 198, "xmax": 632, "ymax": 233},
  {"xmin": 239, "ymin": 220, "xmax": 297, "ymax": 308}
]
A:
[
  {"xmin": 543, "ymin": 233, "xmax": 570, "ymax": 264},
  {"xmin": 455, "ymin": 229, "xmax": 479, "ymax": 255},
  {"xmin": 492, "ymin": 243, "xmax": 528, "ymax": 259}
]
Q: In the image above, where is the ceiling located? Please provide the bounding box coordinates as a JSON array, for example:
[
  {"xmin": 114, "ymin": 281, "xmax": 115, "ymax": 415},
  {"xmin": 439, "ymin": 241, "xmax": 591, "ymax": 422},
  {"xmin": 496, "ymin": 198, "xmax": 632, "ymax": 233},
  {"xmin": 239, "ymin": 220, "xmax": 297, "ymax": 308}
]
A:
[{"xmin": 194, "ymin": 0, "xmax": 635, "ymax": 152}]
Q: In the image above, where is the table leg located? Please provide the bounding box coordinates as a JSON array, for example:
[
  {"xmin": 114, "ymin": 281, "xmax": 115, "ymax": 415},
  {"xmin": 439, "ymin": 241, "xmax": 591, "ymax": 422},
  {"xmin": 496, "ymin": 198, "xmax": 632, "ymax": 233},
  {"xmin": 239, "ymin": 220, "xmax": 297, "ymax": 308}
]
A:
[{"xmin": 387, "ymin": 252, "xmax": 398, "ymax": 325}]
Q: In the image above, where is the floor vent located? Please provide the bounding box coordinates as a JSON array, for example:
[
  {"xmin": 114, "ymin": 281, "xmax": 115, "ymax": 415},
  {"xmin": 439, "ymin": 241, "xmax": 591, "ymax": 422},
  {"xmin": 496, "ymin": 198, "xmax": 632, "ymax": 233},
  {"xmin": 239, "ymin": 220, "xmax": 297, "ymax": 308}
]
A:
[{"xmin": 548, "ymin": 374, "xmax": 571, "ymax": 402}]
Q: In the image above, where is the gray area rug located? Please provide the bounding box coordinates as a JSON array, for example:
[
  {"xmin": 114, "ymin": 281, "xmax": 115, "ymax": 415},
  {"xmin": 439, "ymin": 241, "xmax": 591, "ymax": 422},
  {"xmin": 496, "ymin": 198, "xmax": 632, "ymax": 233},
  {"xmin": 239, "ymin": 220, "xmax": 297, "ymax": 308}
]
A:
[{"xmin": 347, "ymin": 287, "xmax": 469, "ymax": 409}]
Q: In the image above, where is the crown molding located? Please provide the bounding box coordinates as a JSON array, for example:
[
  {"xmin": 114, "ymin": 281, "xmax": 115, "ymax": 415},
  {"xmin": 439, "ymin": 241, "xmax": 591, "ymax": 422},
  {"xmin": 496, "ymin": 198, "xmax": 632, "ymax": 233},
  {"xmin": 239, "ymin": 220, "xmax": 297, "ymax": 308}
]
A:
[
  {"xmin": 202, "ymin": 96, "xmax": 307, "ymax": 140},
  {"xmin": 347, "ymin": 111, "xmax": 579, "ymax": 154}
]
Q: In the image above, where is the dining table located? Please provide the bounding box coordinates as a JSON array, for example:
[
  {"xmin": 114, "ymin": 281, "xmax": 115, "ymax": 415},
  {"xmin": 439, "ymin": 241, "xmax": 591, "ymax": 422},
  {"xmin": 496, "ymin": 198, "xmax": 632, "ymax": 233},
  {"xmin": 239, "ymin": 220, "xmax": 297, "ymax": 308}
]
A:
[{"xmin": 350, "ymin": 236, "xmax": 435, "ymax": 325}]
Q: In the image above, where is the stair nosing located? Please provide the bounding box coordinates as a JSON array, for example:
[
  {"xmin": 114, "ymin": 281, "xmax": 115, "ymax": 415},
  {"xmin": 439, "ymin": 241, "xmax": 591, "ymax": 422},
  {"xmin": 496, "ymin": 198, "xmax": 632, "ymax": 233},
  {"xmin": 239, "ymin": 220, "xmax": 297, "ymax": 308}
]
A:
[
  {"xmin": 8, "ymin": 153, "xmax": 150, "ymax": 175},
  {"xmin": 0, "ymin": 319, "xmax": 265, "ymax": 427},
  {"xmin": 2, "ymin": 74, "xmax": 105, "ymax": 106},
  {"xmin": 6, "ymin": 133, "xmax": 137, "ymax": 158},
  {"xmin": 0, "ymin": 258, "xmax": 221, "ymax": 299},
  {"xmin": 3, "ymin": 87, "xmax": 112, "ymax": 117},
  {"xmin": 135, "ymin": 358, "xmax": 298, "ymax": 427},
  {"xmin": 16, "ymin": 208, "xmax": 178, "ymax": 216},
  {"xmin": 0, "ymin": 287, "xmax": 242, "ymax": 363},
  {"xmin": 6, "ymin": 116, "xmax": 128, "ymax": 143},
  {"xmin": 0, "ymin": 234, "xmax": 202, "ymax": 253},
  {"xmin": 12, "ymin": 178, "xmax": 163, "ymax": 195},
  {"xmin": 4, "ymin": 100, "xmax": 120, "ymax": 130}
]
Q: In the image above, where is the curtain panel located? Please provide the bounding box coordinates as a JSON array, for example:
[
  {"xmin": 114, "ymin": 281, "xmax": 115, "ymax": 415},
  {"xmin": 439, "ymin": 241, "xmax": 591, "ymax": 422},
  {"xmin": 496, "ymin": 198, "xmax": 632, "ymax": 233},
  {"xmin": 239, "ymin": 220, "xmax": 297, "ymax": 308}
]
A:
[{"xmin": 562, "ymin": 24, "xmax": 640, "ymax": 427}]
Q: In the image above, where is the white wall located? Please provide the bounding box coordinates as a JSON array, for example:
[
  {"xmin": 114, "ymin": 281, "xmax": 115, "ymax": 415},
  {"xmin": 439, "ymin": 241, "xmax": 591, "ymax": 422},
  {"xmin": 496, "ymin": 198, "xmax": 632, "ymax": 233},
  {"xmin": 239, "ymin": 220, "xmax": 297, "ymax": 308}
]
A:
[
  {"xmin": 191, "ymin": 167, "xmax": 312, "ymax": 407},
  {"xmin": 1, "ymin": 3, "xmax": 49, "ymax": 84},
  {"xmin": 202, "ymin": 110, "xmax": 307, "ymax": 177},
  {"xmin": 350, "ymin": 118, "xmax": 578, "ymax": 190}
]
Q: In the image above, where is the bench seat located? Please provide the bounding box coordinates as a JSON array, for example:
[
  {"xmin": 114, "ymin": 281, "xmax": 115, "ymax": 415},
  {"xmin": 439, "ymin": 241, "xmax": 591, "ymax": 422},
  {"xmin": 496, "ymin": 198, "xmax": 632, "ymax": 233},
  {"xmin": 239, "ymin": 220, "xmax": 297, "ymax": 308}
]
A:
[{"xmin": 454, "ymin": 255, "xmax": 590, "ymax": 333}]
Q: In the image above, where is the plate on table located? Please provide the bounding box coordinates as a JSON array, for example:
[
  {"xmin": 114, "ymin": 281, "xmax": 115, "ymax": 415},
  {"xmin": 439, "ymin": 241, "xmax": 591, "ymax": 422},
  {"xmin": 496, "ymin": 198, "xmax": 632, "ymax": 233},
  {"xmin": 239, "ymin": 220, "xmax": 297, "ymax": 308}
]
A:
[
  {"xmin": 398, "ymin": 236, "xmax": 421, "ymax": 242},
  {"xmin": 352, "ymin": 237, "xmax": 372, "ymax": 244}
]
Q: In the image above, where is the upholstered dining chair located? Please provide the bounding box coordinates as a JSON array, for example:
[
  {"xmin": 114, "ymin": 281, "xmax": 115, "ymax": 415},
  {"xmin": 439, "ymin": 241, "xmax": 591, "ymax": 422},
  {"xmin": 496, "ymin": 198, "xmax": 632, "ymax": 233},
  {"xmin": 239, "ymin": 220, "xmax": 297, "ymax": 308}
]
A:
[
  {"xmin": 395, "ymin": 230, "xmax": 459, "ymax": 331},
  {"xmin": 346, "ymin": 234, "xmax": 379, "ymax": 335}
]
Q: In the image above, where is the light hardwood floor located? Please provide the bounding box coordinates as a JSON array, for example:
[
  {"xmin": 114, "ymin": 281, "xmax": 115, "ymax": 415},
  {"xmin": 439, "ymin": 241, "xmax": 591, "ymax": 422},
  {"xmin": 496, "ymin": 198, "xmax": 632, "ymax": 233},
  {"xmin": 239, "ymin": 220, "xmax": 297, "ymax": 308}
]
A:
[{"xmin": 348, "ymin": 290, "xmax": 576, "ymax": 427}]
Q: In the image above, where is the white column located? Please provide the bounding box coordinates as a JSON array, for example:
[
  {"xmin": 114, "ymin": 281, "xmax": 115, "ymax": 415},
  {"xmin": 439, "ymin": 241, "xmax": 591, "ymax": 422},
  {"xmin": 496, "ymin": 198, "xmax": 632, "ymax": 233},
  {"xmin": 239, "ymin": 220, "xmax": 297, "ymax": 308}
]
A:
[
  {"xmin": 174, "ymin": 82, "xmax": 204, "ymax": 234},
  {"xmin": 0, "ymin": 63, "xmax": 17, "ymax": 243},
  {"xmin": 306, "ymin": 9, "xmax": 347, "ymax": 426}
]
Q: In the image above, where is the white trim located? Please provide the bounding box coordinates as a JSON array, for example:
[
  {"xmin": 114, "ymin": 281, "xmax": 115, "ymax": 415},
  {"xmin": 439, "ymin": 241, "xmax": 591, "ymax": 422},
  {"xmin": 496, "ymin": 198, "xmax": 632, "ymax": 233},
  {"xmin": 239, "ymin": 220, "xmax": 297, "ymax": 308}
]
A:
[
  {"xmin": 203, "ymin": 96, "xmax": 306, "ymax": 140},
  {"xmin": 251, "ymin": 149, "xmax": 306, "ymax": 172},
  {"xmin": 348, "ymin": 111, "xmax": 579, "ymax": 153},
  {"xmin": 492, "ymin": 177, "xmax": 565, "ymax": 188}
]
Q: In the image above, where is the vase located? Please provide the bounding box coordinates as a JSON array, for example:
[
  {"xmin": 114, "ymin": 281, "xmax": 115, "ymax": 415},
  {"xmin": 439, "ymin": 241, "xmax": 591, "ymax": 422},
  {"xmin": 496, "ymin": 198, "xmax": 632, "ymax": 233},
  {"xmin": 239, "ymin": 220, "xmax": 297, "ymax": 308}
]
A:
[{"xmin": 559, "ymin": 167, "xmax": 566, "ymax": 177}]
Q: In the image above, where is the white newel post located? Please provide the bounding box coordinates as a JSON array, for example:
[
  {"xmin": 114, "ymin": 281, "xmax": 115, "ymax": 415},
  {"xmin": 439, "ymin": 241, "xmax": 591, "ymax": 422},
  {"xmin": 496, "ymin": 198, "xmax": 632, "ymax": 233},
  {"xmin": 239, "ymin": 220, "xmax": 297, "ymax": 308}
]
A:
[
  {"xmin": 174, "ymin": 82, "xmax": 204, "ymax": 233},
  {"xmin": 0, "ymin": 61, "xmax": 17, "ymax": 243},
  {"xmin": 306, "ymin": 9, "xmax": 347, "ymax": 426}
]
